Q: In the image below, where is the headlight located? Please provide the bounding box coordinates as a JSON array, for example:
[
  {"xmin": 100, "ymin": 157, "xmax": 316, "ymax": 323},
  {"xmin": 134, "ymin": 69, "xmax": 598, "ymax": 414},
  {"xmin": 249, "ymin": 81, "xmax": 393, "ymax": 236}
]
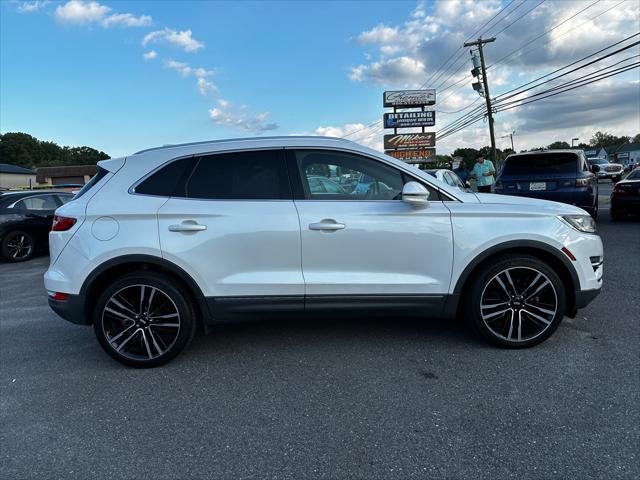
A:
[{"xmin": 560, "ymin": 214, "xmax": 597, "ymax": 233}]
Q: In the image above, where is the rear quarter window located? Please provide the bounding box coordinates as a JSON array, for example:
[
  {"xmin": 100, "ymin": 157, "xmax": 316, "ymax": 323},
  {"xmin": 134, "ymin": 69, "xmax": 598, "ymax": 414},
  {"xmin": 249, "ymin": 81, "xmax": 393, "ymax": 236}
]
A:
[
  {"xmin": 503, "ymin": 153, "xmax": 579, "ymax": 175},
  {"xmin": 74, "ymin": 167, "xmax": 109, "ymax": 199}
]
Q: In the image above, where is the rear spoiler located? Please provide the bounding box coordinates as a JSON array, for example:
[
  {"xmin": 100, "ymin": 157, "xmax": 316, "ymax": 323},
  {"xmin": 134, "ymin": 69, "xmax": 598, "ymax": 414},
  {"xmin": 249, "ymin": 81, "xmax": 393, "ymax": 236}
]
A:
[{"xmin": 97, "ymin": 157, "xmax": 126, "ymax": 173}]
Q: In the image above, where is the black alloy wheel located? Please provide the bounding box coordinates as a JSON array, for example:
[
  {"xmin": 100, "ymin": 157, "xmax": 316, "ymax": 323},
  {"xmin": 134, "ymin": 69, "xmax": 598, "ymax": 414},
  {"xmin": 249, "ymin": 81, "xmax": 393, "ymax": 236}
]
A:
[
  {"xmin": 467, "ymin": 255, "xmax": 566, "ymax": 348},
  {"xmin": 1, "ymin": 231, "xmax": 35, "ymax": 262},
  {"xmin": 93, "ymin": 273, "xmax": 196, "ymax": 367}
]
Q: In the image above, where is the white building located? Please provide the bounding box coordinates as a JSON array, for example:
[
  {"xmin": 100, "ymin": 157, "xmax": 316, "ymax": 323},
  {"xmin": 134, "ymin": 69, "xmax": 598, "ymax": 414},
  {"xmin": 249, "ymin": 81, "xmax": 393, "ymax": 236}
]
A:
[{"xmin": 0, "ymin": 163, "xmax": 37, "ymax": 190}]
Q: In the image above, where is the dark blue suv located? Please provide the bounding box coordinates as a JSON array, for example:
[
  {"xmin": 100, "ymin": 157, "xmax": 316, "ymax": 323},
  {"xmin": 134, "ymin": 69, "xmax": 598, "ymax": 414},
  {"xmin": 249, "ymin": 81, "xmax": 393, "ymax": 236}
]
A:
[{"xmin": 494, "ymin": 150, "xmax": 599, "ymax": 218}]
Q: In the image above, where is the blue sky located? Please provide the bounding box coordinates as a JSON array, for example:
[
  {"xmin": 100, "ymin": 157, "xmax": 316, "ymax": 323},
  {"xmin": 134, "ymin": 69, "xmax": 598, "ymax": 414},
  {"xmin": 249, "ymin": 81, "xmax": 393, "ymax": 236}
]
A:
[{"xmin": 1, "ymin": 0, "xmax": 639, "ymax": 157}]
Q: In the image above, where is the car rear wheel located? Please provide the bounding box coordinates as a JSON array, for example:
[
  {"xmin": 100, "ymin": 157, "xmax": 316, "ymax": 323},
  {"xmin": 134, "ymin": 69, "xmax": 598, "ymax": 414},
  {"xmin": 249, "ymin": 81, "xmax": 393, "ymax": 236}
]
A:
[
  {"xmin": 610, "ymin": 208, "xmax": 626, "ymax": 221},
  {"xmin": 466, "ymin": 255, "xmax": 566, "ymax": 348},
  {"xmin": 586, "ymin": 198, "xmax": 598, "ymax": 219},
  {"xmin": 1, "ymin": 230, "xmax": 35, "ymax": 262},
  {"xmin": 93, "ymin": 273, "xmax": 196, "ymax": 368}
]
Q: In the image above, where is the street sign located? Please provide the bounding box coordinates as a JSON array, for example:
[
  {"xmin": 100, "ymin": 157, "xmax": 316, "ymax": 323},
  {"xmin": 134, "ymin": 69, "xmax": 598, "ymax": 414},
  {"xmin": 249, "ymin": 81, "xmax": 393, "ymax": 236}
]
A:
[
  {"xmin": 385, "ymin": 148, "xmax": 436, "ymax": 162},
  {"xmin": 384, "ymin": 132, "xmax": 435, "ymax": 150},
  {"xmin": 383, "ymin": 90, "xmax": 436, "ymax": 107},
  {"xmin": 384, "ymin": 111, "xmax": 435, "ymax": 128}
]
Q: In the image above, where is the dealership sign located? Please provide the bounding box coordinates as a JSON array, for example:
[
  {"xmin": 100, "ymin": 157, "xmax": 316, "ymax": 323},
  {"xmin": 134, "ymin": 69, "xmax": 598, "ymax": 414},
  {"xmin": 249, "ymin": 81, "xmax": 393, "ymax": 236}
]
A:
[
  {"xmin": 384, "ymin": 133, "xmax": 435, "ymax": 150},
  {"xmin": 384, "ymin": 111, "xmax": 435, "ymax": 128},
  {"xmin": 383, "ymin": 90, "xmax": 436, "ymax": 107},
  {"xmin": 385, "ymin": 148, "xmax": 436, "ymax": 162}
]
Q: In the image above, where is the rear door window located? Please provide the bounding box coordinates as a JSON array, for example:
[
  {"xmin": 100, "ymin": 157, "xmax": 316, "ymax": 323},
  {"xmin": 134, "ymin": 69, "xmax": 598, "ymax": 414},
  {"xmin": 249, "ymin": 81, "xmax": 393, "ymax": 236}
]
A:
[
  {"xmin": 183, "ymin": 149, "xmax": 290, "ymax": 200},
  {"xmin": 503, "ymin": 153, "xmax": 578, "ymax": 175}
]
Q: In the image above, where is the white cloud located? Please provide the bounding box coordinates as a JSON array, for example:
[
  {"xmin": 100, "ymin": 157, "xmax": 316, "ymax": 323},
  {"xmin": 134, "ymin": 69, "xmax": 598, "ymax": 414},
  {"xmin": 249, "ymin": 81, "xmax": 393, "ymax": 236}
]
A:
[
  {"xmin": 143, "ymin": 28, "xmax": 204, "ymax": 52},
  {"xmin": 349, "ymin": 56, "xmax": 426, "ymax": 87},
  {"xmin": 17, "ymin": 1, "xmax": 50, "ymax": 13},
  {"xmin": 143, "ymin": 50, "xmax": 157, "ymax": 60},
  {"xmin": 101, "ymin": 12, "xmax": 152, "ymax": 28},
  {"xmin": 197, "ymin": 77, "xmax": 216, "ymax": 95},
  {"xmin": 208, "ymin": 104, "xmax": 278, "ymax": 133},
  {"xmin": 55, "ymin": 1, "xmax": 151, "ymax": 28},
  {"xmin": 55, "ymin": 1, "xmax": 109, "ymax": 25},
  {"xmin": 311, "ymin": 123, "xmax": 383, "ymax": 151},
  {"xmin": 164, "ymin": 59, "xmax": 216, "ymax": 95}
]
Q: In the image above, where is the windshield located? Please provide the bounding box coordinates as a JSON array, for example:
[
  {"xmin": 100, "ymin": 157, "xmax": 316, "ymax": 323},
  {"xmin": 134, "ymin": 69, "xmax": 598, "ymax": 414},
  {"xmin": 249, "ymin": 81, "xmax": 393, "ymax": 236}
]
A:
[
  {"xmin": 626, "ymin": 169, "xmax": 640, "ymax": 180},
  {"xmin": 502, "ymin": 153, "xmax": 578, "ymax": 175},
  {"xmin": 587, "ymin": 158, "xmax": 608, "ymax": 165}
]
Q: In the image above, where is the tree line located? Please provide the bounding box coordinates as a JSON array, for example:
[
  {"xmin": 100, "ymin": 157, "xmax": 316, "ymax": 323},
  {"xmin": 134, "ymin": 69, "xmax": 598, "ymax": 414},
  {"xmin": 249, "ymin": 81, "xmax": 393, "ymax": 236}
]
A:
[
  {"xmin": 0, "ymin": 132, "xmax": 110, "ymax": 169},
  {"xmin": 452, "ymin": 131, "xmax": 640, "ymax": 169}
]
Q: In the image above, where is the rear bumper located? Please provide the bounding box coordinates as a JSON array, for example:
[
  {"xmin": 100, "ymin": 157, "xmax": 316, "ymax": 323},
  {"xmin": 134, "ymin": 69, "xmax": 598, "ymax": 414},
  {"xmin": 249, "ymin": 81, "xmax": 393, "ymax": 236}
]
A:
[
  {"xmin": 48, "ymin": 294, "xmax": 90, "ymax": 325},
  {"xmin": 611, "ymin": 196, "xmax": 640, "ymax": 213}
]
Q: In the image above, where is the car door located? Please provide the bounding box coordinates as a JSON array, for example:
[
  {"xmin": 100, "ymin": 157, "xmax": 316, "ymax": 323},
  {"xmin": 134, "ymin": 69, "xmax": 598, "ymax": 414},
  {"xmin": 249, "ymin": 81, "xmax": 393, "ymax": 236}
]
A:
[
  {"xmin": 12, "ymin": 194, "xmax": 62, "ymax": 241},
  {"xmin": 288, "ymin": 149, "xmax": 454, "ymax": 311},
  {"xmin": 156, "ymin": 149, "xmax": 304, "ymax": 315}
]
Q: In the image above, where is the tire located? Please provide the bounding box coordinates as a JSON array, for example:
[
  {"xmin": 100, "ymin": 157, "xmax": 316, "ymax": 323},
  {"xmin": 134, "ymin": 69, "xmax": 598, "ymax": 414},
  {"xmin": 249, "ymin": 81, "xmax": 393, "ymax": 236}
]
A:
[
  {"xmin": 1, "ymin": 230, "xmax": 35, "ymax": 262},
  {"xmin": 586, "ymin": 198, "xmax": 598, "ymax": 219},
  {"xmin": 610, "ymin": 208, "xmax": 626, "ymax": 221},
  {"xmin": 93, "ymin": 272, "xmax": 196, "ymax": 368},
  {"xmin": 465, "ymin": 255, "xmax": 566, "ymax": 349},
  {"xmin": 613, "ymin": 176, "xmax": 621, "ymax": 183}
]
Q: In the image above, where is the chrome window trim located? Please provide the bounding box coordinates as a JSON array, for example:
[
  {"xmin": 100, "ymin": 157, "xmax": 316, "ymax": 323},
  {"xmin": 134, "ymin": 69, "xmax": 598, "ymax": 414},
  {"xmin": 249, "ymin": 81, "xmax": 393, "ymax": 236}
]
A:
[
  {"xmin": 286, "ymin": 145, "xmax": 459, "ymax": 202},
  {"xmin": 128, "ymin": 145, "xmax": 459, "ymax": 203},
  {"xmin": 7, "ymin": 193, "xmax": 62, "ymax": 209}
]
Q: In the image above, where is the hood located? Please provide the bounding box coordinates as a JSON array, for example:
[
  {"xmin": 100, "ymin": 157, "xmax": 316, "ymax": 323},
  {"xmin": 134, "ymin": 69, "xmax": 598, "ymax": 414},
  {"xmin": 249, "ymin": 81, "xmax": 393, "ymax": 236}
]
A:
[{"xmin": 475, "ymin": 193, "xmax": 586, "ymax": 214}]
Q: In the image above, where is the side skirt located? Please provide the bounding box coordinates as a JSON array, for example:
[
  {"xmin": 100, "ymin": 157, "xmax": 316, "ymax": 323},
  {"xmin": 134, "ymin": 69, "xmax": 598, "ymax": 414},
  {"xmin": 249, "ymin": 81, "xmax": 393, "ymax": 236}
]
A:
[{"xmin": 205, "ymin": 294, "xmax": 450, "ymax": 324}]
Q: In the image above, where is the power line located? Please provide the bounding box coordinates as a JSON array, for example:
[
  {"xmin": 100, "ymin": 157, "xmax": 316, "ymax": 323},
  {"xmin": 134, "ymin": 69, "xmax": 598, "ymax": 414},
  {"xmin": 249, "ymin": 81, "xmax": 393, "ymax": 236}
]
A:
[
  {"xmin": 488, "ymin": 0, "xmax": 623, "ymax": 69},
  {"xmin": 490, "ymin": 0, "xmax": 547, "ymax": 37},
  {"xmin": 493, "ymin": 32, "xmax": 639, "ymax": 101}
]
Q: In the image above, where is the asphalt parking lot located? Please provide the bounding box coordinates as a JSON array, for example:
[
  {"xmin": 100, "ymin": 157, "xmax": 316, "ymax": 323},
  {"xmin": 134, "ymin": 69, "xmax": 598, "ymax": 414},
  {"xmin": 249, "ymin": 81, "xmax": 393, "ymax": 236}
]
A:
[{"xmin": 1, "ymin": 202, "xmax": 638, "ymax": 479}]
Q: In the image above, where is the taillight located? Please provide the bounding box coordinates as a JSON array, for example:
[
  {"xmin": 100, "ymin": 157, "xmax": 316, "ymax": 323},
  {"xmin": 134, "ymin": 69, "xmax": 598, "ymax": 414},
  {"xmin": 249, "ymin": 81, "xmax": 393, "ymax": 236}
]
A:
[
  {"xmin": 612, "ymin": 184, "xmax": 628, "ymax": 196},
  {"xmin": 52, "ymin": 215, "xmax": 77, "ymax": 231},
  {"xmin": 575, "ymin": 178, "xmax": 589, "ymax": 187}
]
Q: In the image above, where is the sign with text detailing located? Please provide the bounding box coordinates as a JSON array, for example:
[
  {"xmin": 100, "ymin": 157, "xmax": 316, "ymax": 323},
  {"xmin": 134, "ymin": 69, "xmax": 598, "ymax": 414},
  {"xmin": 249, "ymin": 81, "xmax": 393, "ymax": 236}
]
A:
[
  {"xmin": 383, "ymin": 90, "xmax": 436, "ymax": 107},
  {"xmin": 385, "ymin": 148, "xmax": 436, "ymax": 162},
  {"xmin": 384, "ymin": 132, "xmax": 435, "ymax": 150},
  {"xmin": 384, "ymin": 111, "xmax": 435, "ymax": 128}
]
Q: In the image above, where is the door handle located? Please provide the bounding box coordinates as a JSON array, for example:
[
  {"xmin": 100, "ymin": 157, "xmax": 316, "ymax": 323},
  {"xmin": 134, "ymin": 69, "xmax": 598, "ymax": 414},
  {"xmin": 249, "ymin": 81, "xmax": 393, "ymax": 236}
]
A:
[
  {"xmin": 309, "ymin": 221, "xmax": 345, "ymax": 231},
  {"xmin": 168, "ymin": 222, "xmax": 207, "ymax": 232}
]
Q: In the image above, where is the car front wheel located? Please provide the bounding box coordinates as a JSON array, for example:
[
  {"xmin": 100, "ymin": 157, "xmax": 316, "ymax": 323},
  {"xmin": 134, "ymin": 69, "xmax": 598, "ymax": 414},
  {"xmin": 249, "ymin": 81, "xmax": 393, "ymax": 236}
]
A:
[
  {"xmin": 466, "ymin": 255, "xmax": 566, "ymax": 348},
  {"xmin": 93, "ymin": 273, "xmax": 196, "ymax": 367}
]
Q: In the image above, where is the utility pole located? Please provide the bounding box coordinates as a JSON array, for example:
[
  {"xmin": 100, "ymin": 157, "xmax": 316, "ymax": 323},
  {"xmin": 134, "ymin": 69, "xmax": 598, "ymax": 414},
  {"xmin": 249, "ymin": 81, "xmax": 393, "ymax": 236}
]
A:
[
  {"xmin": 571, "ymin": 137, "xmax": 579, "ymax": 147},
  {"xmin": 501, "ymin": 131, "xmax": 515, "ymax": 151},
  {"xmin": 465, "ymin": 37, "xmax": 496, "ymax": 164}
]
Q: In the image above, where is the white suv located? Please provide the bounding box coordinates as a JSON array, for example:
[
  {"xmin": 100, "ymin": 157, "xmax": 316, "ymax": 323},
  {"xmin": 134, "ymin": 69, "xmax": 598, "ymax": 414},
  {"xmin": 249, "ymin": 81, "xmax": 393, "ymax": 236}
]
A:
[{"xmin": 45, "ymin": 137, "xmax": 603, "ymax": 367}]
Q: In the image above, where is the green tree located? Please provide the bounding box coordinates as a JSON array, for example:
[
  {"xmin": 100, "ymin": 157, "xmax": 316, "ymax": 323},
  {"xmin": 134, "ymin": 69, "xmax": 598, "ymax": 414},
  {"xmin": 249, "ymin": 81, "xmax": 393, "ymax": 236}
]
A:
[
  {"xmin": 0, "ymin": 132, "xmax": 109, "ymax": 168},
  {"xmin": 547, "ymin": 141, "xmax": 571, "ymax": 149},
  {"xmin": 589, "ymin": 131, "xmax": 631, "ymax": 148}
]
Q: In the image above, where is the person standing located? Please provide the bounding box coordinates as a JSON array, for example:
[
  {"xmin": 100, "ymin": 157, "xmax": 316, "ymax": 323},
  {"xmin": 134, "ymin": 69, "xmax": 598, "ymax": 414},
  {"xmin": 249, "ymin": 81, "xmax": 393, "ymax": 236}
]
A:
[
  {"xmin": 453, "ymin": 162, "xmax": 470, "ymax": 184},
  {"xmin": 473, "ymin": 154, "xmax": 496, "ymax": 193}
]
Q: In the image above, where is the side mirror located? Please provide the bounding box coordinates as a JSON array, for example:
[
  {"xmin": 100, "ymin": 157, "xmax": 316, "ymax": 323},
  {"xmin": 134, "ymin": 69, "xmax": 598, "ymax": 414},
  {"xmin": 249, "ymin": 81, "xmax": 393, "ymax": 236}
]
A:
[
  {"xmin": 402, "ymin": 181, "xmax": 430, "ymax": 209},
  {"xmin": 591, "ymin": 164, "xmax": 600, "ymax": 173}
]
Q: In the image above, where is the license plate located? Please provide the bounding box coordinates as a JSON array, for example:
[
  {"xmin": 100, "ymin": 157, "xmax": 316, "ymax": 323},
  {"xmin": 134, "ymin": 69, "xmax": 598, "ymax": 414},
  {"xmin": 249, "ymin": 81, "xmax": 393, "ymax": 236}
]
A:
[{"xmin": 529, "ymin": 182, "xmax": 546, "ymax": 191}]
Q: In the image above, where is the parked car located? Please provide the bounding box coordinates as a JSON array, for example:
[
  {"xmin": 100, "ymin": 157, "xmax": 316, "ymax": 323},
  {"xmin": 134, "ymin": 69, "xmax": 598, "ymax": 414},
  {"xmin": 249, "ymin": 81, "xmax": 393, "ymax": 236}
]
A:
[
  {"xmin": 45, "ymin": 137, "xmax": 603, "ymax": 367},
  {"xmin": 586, "ymin": 157, "xmax": 624, "ymax": 182},
  {"xmin": 494, "ymin": 149, "xmax": 599, "ymax": 218},
  {"xmin": 306, "ymin": 175, "xmax": 348, "ymax": 195},
  {"xmin": 425, "ymin": 169, "xmax": 470, "ymax": 192},
  {"xmin": 0, "ymin": 190, "xmax": 74, "ymax": 262},
  {"xmin": 610, "ymin": 168, "xmax": 640, "ymax": 220}
]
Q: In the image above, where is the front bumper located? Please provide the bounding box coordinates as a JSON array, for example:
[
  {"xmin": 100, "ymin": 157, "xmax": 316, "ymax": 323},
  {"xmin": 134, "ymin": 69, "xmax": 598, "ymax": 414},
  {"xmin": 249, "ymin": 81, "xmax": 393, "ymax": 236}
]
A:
[
  {"xmin": 575, "ymin": 288, "xmax": 601, "ymax": 309},
  {"xmin": 48, "ymin": 294, "xmax": 91, "ymax": 325},
  {"xmin": 598, "ymin": 171, "xmax": 623, "ymax": 179}
]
